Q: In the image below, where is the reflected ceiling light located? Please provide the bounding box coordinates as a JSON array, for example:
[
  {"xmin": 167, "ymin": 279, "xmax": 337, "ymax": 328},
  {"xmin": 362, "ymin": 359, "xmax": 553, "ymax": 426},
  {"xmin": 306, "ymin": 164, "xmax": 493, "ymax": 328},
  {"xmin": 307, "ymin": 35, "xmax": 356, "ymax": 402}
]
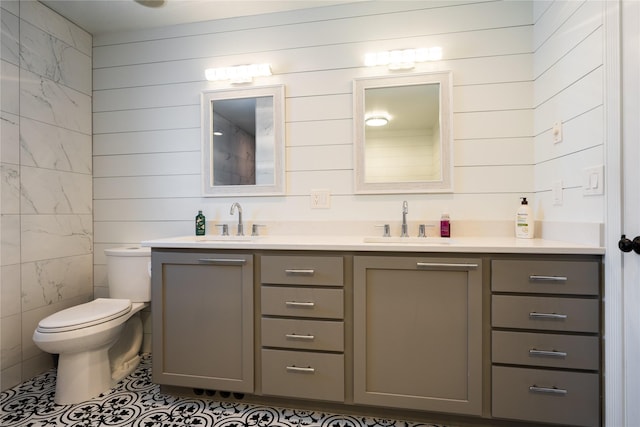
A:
[
  {"xmin": 364, "ymin": 47, "xmax": 443, "ymax": 70},
  {"xmin": 205, "ymin": 63, "xmax": 272, "ymax": 84},
  {"xmin": 365, "ymin": 113, "xmax": 391, "ymax": 127}
]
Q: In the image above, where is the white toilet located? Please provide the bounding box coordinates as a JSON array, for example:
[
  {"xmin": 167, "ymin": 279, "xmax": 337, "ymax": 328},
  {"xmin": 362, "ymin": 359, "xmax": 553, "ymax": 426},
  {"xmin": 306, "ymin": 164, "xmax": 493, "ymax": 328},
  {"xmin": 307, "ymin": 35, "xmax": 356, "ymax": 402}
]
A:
[{"xmin": 33, "ymin": 246, "xmax": 151, "ymax": 405}]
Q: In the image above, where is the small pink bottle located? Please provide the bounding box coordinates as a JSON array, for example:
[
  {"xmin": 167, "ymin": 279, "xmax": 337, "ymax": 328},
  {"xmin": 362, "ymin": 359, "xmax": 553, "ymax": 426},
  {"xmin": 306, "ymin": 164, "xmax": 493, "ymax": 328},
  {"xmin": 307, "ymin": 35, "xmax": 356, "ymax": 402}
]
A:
[{"xmin": 440, "ymin": 212, "xmax": 450, "ymax": 238}]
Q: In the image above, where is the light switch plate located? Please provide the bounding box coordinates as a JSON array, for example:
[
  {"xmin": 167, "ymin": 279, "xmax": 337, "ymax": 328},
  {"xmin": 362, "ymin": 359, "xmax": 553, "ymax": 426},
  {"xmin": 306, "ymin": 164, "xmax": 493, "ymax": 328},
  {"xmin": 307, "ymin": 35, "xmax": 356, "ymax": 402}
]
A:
[
  {"xmin": 310, "ymin": 189, "xmax": 331, "ymax": 209},
  {"xmin": 583, "ymin": 165, "xmax": 604, "ymax": 196}
]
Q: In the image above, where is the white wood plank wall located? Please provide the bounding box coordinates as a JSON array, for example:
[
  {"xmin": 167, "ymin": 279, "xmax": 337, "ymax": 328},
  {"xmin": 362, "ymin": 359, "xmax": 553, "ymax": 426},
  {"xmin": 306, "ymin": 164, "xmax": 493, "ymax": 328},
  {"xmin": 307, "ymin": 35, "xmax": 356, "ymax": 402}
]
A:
[
  {"xmin": 91, "ymin": 0, "xmax": 605, "ymax": 290},
  {"xmin": 533, "ymin": 0, "xmax": 605, "ymax": 223}
]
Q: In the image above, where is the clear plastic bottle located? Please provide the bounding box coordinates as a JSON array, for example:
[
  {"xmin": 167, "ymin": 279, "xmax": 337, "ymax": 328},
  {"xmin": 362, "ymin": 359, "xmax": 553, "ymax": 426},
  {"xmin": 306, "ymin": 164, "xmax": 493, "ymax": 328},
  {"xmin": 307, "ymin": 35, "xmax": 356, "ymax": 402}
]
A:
[
  {"xmin": 440, "ymin": 212, "xmax": 451, "ymax": 238},
  {"xmin": 195, "ymin": 210, "xmax": 206, "ymax": 236}
]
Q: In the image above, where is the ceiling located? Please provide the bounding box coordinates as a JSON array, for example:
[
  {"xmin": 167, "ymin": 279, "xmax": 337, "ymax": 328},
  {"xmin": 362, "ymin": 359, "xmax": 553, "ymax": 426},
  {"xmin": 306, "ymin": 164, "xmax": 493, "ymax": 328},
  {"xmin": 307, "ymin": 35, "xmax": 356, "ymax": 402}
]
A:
[{"xmin": 41, "ymin": 0, "xmax": 352, "ymax": 36}]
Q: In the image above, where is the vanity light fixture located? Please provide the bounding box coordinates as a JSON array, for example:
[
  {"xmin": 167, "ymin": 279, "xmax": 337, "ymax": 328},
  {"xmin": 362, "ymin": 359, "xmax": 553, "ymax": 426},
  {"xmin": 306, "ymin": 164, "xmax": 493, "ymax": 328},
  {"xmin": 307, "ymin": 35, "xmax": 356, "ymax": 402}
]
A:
[
  {"xmin": 365, "ymin": 113, "xmax": 391, "ymax": 127},
  {"xmin": 205, "ymin": 63, "xmax": 272, "ymax": 84},
  {"xmin": 364, "ymin": 47, "xmax": 443, "ymax": 70}
]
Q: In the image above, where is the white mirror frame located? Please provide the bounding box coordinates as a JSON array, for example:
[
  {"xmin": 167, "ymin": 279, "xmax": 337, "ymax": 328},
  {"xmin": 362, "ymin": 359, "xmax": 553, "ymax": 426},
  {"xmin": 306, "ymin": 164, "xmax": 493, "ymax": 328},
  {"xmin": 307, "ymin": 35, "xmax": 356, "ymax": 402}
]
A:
[
  {"xmin": 354, "ymin": 72, "xmax": 453, "ymax": 194},
  {"xmin": 201, "ymin": 84, "xmax": 285, "ymax": 197}
]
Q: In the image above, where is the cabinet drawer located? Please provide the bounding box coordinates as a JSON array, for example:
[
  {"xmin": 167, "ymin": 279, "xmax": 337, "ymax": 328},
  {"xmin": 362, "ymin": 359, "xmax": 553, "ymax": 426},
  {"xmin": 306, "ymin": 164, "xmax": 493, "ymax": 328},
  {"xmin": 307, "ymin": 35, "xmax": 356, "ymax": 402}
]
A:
[
  {"xmin": 492, "ymin": 366, "xmax": 599, "ymax": 427},
  {"xmin": 262, "ymin": 318, "xmax": 344, "ymax": 352},
  {"xmin": 492, "ymin": 331, "xmax": 599, "ymax": 370},
  {"xmin": 261, "ymin": 255, "xmax": 343, "ymax": 286},
  {"xmin": 492, "ymin": 259, "xmax": 599, "ymax": 295},
  {"xmin": 262, "ymin": 349, "xmax": 344, "ymax": 402},
  {"xmin": 262, "ymin": 286, "xmax": 343, "ymax": 319},
  {"xmin": 492, "ymin": 295, "xmax": 599, "ymax": 333}
]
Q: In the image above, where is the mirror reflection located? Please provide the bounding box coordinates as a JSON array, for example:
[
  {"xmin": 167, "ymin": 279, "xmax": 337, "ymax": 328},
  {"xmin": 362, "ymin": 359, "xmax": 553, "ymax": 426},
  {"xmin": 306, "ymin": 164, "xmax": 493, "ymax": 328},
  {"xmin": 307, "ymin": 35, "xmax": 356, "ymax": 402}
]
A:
[
  {"xmin": 202, "ymin": 85, "xmax": 284, "ymax": 196},
  {"xmin": 354, "ymin": 72, "xmax": 452, "ymax": 193}
]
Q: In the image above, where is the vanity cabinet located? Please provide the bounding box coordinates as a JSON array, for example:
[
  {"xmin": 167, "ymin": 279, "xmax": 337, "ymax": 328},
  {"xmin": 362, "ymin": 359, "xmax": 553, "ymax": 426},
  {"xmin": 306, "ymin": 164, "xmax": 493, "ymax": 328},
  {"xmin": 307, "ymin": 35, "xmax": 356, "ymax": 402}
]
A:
[
  {"xmin": 491, "ymin": 259, "xmax": 601, "ymax": 427},
  {"xmin": 151, "ymin": 250, "xmax": 254, "ymax": 393},
  {"xmin": 353, "ymin": 256, "xmax": 483, "ymax": 415},
  {"xmin": 260, "ymin": 255, "xmax": 345, "ymax": 402}
]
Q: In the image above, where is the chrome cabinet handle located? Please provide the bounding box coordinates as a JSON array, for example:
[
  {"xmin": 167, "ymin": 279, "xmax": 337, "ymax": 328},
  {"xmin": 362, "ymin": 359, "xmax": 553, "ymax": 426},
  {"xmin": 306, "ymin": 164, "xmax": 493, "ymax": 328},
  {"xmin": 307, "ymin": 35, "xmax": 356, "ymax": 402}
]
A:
[
  {"xmin": 285, "ymin": 269, "xmax": 315, "ymax": 276},
  {"xmin": 529, "ymin": 348, "xmax": 568, "ymax": 358},
  {"xmin": 286, "ymin": 366, "xmax": 315, "ymax": 374},
  {"xmin": 529, "ymin": 385, "xmax": 568, "ymax": 395},
  {"xmin": 529, "ymin": 275, "xmax": 568, "ymax": 282},
  {"xmin": 198, "ymin": 258, "xmax": 247, "ymax": 265},
  {"xmin": 416, "ymin": 262, "xmax": 478, "ymax": 270},
  {"xmin": 285, "ymin": 333, "xmax": 315, "ymax": 341},
  {"xmin": 285, "ymin": 301, "xmax": 315, "ymax": 308},
  {"xmin": 529, "ymin": 312, "xmax": 568, "ymax": 320}
]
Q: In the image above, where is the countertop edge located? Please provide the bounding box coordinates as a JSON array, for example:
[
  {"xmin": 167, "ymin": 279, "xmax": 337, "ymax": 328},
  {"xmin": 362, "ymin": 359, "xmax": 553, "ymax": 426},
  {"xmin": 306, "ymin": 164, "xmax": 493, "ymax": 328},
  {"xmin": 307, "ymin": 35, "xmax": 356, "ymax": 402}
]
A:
[{"xmin": 140, "ymin": 236, "xmax": 605, "ymax": 255}]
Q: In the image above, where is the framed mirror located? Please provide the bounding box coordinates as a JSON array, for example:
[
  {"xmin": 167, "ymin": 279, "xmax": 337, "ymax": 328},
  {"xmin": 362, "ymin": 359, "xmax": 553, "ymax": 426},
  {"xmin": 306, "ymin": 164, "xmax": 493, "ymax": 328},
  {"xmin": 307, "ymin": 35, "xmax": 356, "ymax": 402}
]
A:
[
  {"xmin": 201, "ymin": 85, "xmax": 285, "ymax": 196},
  {"xmin": 353, "ymin": 72, "xmax": 453, "ymax": 193}
]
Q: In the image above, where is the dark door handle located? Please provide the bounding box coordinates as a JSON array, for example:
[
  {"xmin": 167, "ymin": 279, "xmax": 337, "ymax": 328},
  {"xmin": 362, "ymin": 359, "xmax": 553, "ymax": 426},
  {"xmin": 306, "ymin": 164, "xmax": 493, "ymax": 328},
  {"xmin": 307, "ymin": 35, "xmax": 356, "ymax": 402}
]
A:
[{"xmin": 619, "ymin": 235, "xmax": 640, "ymax": 254}]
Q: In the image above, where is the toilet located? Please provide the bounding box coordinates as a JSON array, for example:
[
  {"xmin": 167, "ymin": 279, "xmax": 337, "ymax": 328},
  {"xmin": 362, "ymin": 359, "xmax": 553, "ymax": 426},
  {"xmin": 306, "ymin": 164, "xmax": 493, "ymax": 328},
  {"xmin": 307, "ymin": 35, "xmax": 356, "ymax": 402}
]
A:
[{"xmin": 33, "ymin": 246, "xmax": 151, "ymax": 405}]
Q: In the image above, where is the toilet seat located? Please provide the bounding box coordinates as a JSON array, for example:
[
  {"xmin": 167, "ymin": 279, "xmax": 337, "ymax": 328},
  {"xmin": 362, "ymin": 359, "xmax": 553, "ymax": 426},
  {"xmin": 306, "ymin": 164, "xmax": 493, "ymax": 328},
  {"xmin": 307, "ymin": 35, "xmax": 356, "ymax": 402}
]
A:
[{"xmin": 37, "ymin": 299, "xmax": 132, "ymax": 333}]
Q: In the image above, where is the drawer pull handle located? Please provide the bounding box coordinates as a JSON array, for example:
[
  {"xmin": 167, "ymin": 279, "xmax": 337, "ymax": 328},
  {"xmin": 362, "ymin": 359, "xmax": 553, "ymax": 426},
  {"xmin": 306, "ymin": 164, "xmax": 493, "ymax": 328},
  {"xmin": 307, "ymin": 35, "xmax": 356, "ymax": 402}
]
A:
[
  {"xmin": 198, "ymin": 258, "xmax": 247, "ymax": 265},
  {"xmin": 416, "ymin": 262, "xmax": 478, "ymax": 270},
  {"xmin": 529, "ymin": 312, "xmax": 568, "ymax": 320},
  {"xmin": 286, "ymin": 366, "xmax": 315, "ymax": 374},
  {"xmin": 529, "ymin": 385, "xmax": 568, "ymax": 395},
  {"xmin": 286, "ymin": 333, "xmax": 315, "ymax": 341},
  {"xmin": 529, "ymin": 275, "xmax": 568, "ymax": 282},
  {"xmin": 529, "ymin": 348, "xmax": 568, "ymax": 358},
  {"xmin": 285, "ymin": 301, "xmax": 315, "ymax": 308},
  {"xmin": 285, "ymin": 269, "xmax": 315, "ymax": 276}
]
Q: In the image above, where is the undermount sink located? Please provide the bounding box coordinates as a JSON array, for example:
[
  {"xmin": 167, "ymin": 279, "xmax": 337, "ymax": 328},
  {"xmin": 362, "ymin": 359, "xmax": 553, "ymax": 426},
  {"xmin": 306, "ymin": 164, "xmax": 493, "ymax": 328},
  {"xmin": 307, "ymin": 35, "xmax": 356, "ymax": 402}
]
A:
[
  {"xmin": 198, "ymin": 235, "xmax": 255, "ymax": 242},
  {"xmin": 363, "ymin": 236, "xmax": 455, "ymax": 245}
]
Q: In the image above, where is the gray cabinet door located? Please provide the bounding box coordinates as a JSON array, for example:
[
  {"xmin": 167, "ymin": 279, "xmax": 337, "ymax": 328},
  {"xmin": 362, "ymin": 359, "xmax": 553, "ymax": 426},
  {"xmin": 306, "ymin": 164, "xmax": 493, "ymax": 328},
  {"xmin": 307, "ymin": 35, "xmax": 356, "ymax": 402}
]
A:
[
  {"xmin": 151, "ymin": 251, "xmax": 253, "ymax": 392},
  {"xmin": 353, "ymin": 256, "xmax": 482, "ymax": 415}
]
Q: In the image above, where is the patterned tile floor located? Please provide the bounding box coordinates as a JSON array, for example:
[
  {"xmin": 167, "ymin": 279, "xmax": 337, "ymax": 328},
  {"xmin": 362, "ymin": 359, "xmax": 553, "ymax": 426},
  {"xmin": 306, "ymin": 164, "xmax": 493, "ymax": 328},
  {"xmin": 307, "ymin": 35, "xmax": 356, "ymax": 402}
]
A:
[{"xmin": 0, "ymin": 355, "xmax": 445, "ymax": 427}]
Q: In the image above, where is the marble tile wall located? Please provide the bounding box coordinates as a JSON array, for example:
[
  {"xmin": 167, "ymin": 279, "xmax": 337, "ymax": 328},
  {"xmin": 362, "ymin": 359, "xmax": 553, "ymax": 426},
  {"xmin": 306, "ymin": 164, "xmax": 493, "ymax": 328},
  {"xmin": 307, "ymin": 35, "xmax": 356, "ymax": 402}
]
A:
[{"xmin": 0, "ymin": 0, "xmax": 92, "ymax": 391}]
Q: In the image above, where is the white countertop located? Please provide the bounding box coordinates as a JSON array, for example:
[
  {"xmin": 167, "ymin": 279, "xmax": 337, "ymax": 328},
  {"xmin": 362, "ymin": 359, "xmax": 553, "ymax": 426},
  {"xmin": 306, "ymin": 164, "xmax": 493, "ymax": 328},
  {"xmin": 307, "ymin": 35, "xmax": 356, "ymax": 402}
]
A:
[{"xmin": 141, "ymin": 235, "xmax": 605, "ymax": 255}]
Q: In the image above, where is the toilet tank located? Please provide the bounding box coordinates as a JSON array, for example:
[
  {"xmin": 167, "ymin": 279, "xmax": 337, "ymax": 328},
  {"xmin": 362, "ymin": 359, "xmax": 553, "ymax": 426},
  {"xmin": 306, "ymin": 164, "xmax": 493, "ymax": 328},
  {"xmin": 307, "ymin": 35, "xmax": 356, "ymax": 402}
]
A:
[{"xmin": 105, "ymin": 246, "xmax": 151, "ymax": 302}]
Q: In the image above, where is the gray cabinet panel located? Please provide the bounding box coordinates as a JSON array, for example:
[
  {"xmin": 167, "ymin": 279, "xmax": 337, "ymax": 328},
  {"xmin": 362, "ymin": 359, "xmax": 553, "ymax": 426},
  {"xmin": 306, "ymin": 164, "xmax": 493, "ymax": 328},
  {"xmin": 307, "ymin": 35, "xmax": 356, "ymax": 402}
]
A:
[
  {"xmin": 491, "ymin": 259, "xmax": 599, "ymax": 295},
  {"xmin": 492, "ymin": 366, "xmax": 600, "ymax": 427},
  {"xmin": 492, "ymin": 330, "xmax": 599, "ymax": 370},
  {"xmin": 262, "ymin": 317, "xmax": 344, "ymax": 352},
  {"xmin": 262, "ymin": 349, "xmax": 344, "ymax": 402},
  {"xmin": 492, "ymin": 295, "xmax": 599, "ymax": 333},
  {"xmin": 151, "ymin": 251, "xmax": 253, "ymax": 392},
  {"xmin": 261, "ymin": 255, "xmax": 343, "ymax": 286},
  {"xmin": 261, "ymin": 286, "xmax": 343, "ymax": 319},
  {"xmin": 353, "ymin": 256, "xmax": 482, "ymax": 415}
]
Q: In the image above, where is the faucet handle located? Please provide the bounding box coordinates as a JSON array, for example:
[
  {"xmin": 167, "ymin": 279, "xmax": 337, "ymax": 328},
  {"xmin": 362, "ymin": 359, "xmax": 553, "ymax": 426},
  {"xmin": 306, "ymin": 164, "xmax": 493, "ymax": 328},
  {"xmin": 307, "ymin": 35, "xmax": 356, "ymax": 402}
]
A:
[
  {"xmin": 251, "ymin": 224, "xmax": 265, "ymax": 236},
  {"xmin": 376, "ymin": 224, "xmax": 391, "ymax": 237},
  {"xmin": 215, "ymin": 224, "xmax": 229, "ymax": 236}
]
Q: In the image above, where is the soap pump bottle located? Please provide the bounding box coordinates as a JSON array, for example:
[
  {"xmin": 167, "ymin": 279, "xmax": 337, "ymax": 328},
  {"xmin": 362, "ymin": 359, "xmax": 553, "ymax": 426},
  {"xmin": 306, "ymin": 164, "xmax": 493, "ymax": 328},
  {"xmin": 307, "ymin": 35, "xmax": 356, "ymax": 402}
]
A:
[
  {"xmin": 440, "ymin": 212, "xmax": 451, "ymax": 238},
  {"xmin": 515, "ymin": 197, "xmax": 534, "ymax": 239},
  {"xmin": 195, "ymin": 210, "xmax": 206, "ymax": 236}
]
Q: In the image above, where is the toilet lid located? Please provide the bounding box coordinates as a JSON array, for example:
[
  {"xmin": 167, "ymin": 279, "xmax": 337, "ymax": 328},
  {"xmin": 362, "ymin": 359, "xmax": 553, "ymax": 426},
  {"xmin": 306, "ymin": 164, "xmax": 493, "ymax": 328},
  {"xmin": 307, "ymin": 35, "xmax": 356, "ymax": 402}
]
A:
[{"xmin": 37, "ymin": 298, "xmax": 132, "ymax": 333}]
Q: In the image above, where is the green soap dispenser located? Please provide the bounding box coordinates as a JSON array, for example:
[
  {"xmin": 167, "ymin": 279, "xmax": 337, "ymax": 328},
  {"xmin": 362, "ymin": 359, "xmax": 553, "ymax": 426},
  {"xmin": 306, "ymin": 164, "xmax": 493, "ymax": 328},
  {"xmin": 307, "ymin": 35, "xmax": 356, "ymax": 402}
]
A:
[{"xmin": 195, "ymin": 210, "xmax": 206, "ymax": 236}]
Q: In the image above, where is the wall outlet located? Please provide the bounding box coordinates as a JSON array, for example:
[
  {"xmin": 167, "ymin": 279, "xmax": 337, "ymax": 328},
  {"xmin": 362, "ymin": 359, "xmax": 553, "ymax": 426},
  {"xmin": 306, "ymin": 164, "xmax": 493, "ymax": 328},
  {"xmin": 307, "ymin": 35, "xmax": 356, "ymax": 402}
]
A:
[
  {"xmin": 583, "ymin": 165, "xmax": 604, "ymax": 196},
  {"xmin": 310, "ymin": 189, "xmax": 331, "ymax": 209},
  {"xmin": 552, "ymin": 121, "xmax": 563, "ymax": 143}
]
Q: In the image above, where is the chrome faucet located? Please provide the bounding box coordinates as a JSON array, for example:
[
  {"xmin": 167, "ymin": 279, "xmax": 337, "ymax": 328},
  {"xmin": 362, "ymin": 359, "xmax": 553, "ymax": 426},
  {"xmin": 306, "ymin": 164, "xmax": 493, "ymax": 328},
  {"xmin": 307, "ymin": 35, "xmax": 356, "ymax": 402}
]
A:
[
  {"xmin": 230, "ymin": 202, "xmax": 244, "ymax": 236},
  {"xmin": 401, "ymin": 201, "xmax": 409, "ymax": 237}
]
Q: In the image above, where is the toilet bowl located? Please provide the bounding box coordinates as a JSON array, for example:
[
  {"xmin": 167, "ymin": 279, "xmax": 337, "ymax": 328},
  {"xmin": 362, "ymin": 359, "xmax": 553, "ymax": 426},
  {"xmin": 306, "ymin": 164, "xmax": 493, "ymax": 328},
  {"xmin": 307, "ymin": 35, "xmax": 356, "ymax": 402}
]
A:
[{"xmin": 32, "ymin": 246, "xmax": 151, "ymax": 405}]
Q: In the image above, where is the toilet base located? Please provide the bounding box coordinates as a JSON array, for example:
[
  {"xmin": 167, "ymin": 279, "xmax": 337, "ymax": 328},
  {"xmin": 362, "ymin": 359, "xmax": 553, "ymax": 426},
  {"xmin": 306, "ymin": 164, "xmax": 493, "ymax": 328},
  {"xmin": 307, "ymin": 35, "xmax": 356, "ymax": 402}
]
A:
[
  {"xmin": 55, "ymin": 345, "xmax": 113, "ymax": 405},
  {"xmin": 52, "ymin": 313, "xmax": 145, "ymax": 405}
]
